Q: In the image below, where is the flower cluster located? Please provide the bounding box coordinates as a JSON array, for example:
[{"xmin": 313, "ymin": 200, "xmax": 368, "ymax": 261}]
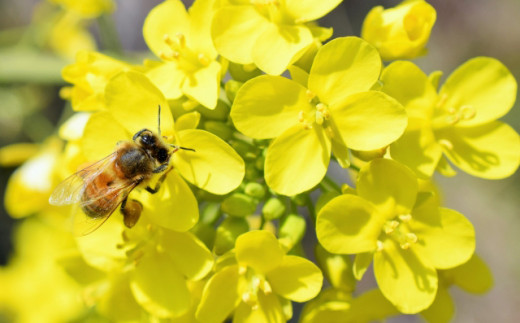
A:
[{"xmin": 1, "ymin": 0, "xmax": 517, "ymax": 322}]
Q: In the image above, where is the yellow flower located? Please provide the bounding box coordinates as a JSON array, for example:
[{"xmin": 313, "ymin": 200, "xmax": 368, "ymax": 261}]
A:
[
  {"xmin": 143, "ymin": 0, "xmax": 221, "ymax": 109},
  {"xmin": 0, "ymin": 218, "xmax": 84, "ymax": 322},
  {"xmin": 361, "ymin": 0, "xmax": 436, "ymax": 61},
  {"xmin": 381, "ymin": 58, "xmax": 520, "ymax": 179},
  {"xmin": 80, "ymin": 71, "xmax": 244, "ymax": 231},
  {"xmin": 212, "ymin": 0, "xmax": 341, "ymax": 75},
  {"xmin": 196, "ymin": 230, "xmax": 323, "ymax": 323},
  {"xmin": 316, "ymin": 159, "xmax": 475, "ymax": 313},
  {"xmin": 61, "ymin": 50, "xmax": 130, "ymax": 111},
  {"xmin": 231, "ymin": 37, "xmax": 407, "ymax": 196}
]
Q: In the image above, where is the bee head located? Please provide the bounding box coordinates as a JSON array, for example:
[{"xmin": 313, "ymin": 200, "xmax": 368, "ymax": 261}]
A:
[{"xmin": 133, "ymin": 129, "xmax": 171, "ymax": 164}]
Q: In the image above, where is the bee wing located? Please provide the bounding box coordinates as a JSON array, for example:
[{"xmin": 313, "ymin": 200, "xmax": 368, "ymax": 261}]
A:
[
  {"xmin": 72, "ymin": 178, "xmax": 140, "ymax": 236},
  {"xmin": 49, "ymin": 152, "xmax": 118, "ymax": 206}
]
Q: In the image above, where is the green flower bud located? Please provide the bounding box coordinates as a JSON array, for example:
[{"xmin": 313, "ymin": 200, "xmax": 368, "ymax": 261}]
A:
[
  {"xmin": 279, "ymin": 213, "xmax": 306, "ymax": 251},
  {"xmin": 203, "ymin": 120, "xmax": 233, "ymax": 141},
  {"xmin": 245, "ymin": 163, "xmax": 261, "ymax": 181},
  {"xmin": 228, "ymin": 62, "xmax": 262, "ymax": 82},
  {"xmin": 255, "ymin": 154, "xmax": 265, "ymax": 171},
  {"xmin": 190, "ymin": 222, "xmax": 216, "ymax": 250},
  {"xmin": 221, "ymin": 193, "xmax": 257, "ymax": 217},
  {"xmin": 224, "ymin": 80, "xmax": 243, "ymax": 103},
  {"xmin": 213, "ymin": 217, "xmax": 249, "ymax": 255},
  {"xmin": 244, "ymin": 182, "xmax": 266, "ymax": 199},
  {"xmin": 200, "ymin": 202, "xmax": 221, "ymax": 224},
  {"xmin": 262, "ymin": 197, "xmax": 285, "ymax": 220},
  {"xmin": 231, "ymin": 140, "xmax": 257, "ymax": 160}
]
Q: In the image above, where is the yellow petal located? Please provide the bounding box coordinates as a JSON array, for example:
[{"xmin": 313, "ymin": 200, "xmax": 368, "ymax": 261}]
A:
[
  {"xmin": 390, "ymin": 123, "xmax": 443, "ymax": 179},
  {"xmin": 196, "ymin": 265, "xmax": 241, "ymax": 323},
  {"xmin": 181, "ymin": 60, "xmax": 221, "ymax": 109},
  {"xmin": 380, "ymin": 60, "xmax": 437, "ymax": 120},
  {"xmin": 420, "ymin": 286, "xmax": 454, "ymax": 323},
  {"xmin": 130, "ymin": 251, "xmax": 191, "ymax": 317},
  {"xmin": 231, "ymin": 75, "xmax": 313, "ymax": 139},
  {"xmin": 357, "ymin": 159, "xmax": 418, "ymax": 217},
  {"xmin": 436, "ymin": 121, "xmax": 520, "ymax": 179},
  {"xmin": 212, "ymin": 6, "xmax": 269, "ymax": 64},
  {"xmin": 439, "ymin": 57, "xmax": 517, "ymax": 127},
  {"xmin": 233, "ymin": 289, "xmax": 285, "ymax": 323},
  {"xmin": 141, "ymin": 170, "xmax": 199, "ymax": 232},
  {"xmin": 161, "ymin": 231, "xmax": 214, "ymax": 281},
  {"xmin": 331, "ymin": 91, "xmax": 407, "ymax": 151},
  {"xmin": 265, "ymin": 125, "xmax": 331, "ymax": 196},
  {"xmin": 309, "ymin": 37, "xmax": 381, "ymax": 107},
  {"xmin": 317, "ymin": 194, "xmax": 383, "ymax": 254},
  {"xmin": 266, "ymin": 255, "xmax": 323, "ymax": 302},
  {"xmin": 374, "ymin": 239, "xmax": 437, "ymax": 314},
  {"xmin": 284, "ymin": 0, "xmax": 342, "ymax": 23},
  {"xmin": 188, "ymin": 0, "xmax": 218, "ymax": 57},
  {"xmin": 442, "ymin": 254, "xmax": 493, "ymax": 294},
  {"xmin": 105, "ymin": 71, "xmax": 174, "ymax": 138},
  {"xmin": 252, "ymin": 24, "xmax": 313, "ymax": 75},
  {"xmin": 173, "ymin": 129, "xmax": 244, "ymax": 195},
  {"xmin": 143, "ymin": 0, "xmax": 190, "ymax": 58},
  {"xmin": 410, "ymin": 207, "xmax": 475, "ymax": 269},
  {"xmin": 81, "ymin": 111, "xmax": 129, "ymax": 161},
  {"xmin": 146, "ymin": 62, "xmax": 184, "ymax": 100},
  {"xmin": 235, "ymin": 230, "xmax": 284, "ymax": 274}
]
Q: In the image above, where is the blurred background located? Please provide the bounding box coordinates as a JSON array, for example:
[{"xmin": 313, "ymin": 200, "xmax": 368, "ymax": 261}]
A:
[{"xmin": 0, "ymin": 0, "xmax": 519, "ymax": 322}]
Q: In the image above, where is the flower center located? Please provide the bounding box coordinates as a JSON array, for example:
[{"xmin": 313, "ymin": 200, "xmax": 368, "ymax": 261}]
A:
[
  {"xmin": 379, "ymin": 213, "xmax": 418, "ymax": 250},
  {"xmin": 433, "ymin": 94, "xmax": 477, "ymax": 129},
  {"xmin": 250, "ymin": 0, "xmax": 287, "ymax": 24},
  {"xmin": 159, "ymin": 33, "xmax": 210, "ymax": 72},
  {"xmin": 239, "ymin": 265, "xmax": 273, "ymax": 310}
]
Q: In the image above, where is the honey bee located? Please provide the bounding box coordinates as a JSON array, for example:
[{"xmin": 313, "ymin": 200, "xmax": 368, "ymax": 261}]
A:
[{"xmin": 49, "ymin": 106, "xmax": 194, "ymax": 235}]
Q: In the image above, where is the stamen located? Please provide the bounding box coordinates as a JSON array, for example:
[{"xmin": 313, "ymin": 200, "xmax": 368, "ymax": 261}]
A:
[
  {"xmin": 399, "ymin": 214, "xmax": 412, "ymax": 222},
  {"xmin": 446, "ymin": 114, "xmax": 460, "ymax": 125},
  {"xmin": 400, "ymin": 242, "xmax": 410, "ymax": 250},
  {"xmin": 384, "ymin": 220, "xmax": 399, "ymax": 234},
  {"xmin": 298, "ymin": 110, "xmax": 305, "ymax": 123},
  {"xmin": 159, "ymin": 51, "xmax": 174, "ymax": 61},
  {"xmin": 262, "ymin": 281, "xmax": 272, "ymax": 294},
  {"xmin": 315, "ymin": 111, "xmax": 324, "ymax": 125},
  {"xmin": 239, "ymin": 265, "xmax": 248, "ymax": 275},
  {"xmin": 405, "ymin": 233, "xmax": 418, "ymax": 244},
  {"xmin": 436, "ymin": 93, "xmax": 448, "ymax": 108},
  {"xmin": 175, "ymin": 33, "xmax": 186, "ymax": 47},
  {"xmin": 460, "ymin": 105, "xmax": 476, "ymax": 120},
  {"xmin": 377, "ymin": 240, "xmax": 384, "ymax": 251},
  {"xmin": 242, "ymin": 292, "xmax": 252, "ymax": 304}
]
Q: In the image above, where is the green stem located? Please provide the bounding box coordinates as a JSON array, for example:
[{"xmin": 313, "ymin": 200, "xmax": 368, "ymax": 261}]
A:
[
  {"xmin": 320, "ymin": 175, "xmax": 341, "ymax": 193},
  {"xmin": 304, "ymin": 193, "xmax": 316, "ymax": 224},
  {"xmin": 349, "ymin": 164, "xmax": 361, "ymax": 172}
]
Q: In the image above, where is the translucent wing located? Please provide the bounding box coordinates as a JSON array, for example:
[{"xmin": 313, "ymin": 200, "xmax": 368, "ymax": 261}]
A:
[
  {"xmin": 49, "ymin": 152, "xmax": 117, "ymax": 206},
  {"xmin": 72, "ymin": 178, "xmax": 139, "ymax": 236}
]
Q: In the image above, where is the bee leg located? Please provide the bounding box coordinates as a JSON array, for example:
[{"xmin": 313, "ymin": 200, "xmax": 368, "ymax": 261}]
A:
[
  {"xmin": 120, "ymin": 198, "xmax": 142, "ymax": 228},
  {"xmin": 152, "ymin": 163, "xmax": 169, "ymax": 174},
  {"xmin": 146, "ymin": 167, "xmax": 173, "ymax": 194}
]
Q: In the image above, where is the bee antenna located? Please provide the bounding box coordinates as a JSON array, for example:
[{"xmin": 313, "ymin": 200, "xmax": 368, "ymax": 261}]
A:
[
  {"xmin": 157, "ymin": 105, "xmax": 162, "ymax": 137},
  {"xmin": 170, "ymin": 144, "xmax": 196, "ymax": 152}
]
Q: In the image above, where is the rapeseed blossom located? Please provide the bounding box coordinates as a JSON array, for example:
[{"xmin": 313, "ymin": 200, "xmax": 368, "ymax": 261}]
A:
[
  {"xmin": 1, "ymin": 0, "xmax": 516, "ymax": 321},
  {"xmin": 316, "ymin": 159, "xmax": 475, "ymax": 313},
  {"xmin": 232, "ymin": 36, "xmax": 407, "ymax": 195},
  {"xmin": 362, "ymin": 0, "xmax": 436, "ymax": 61},
  {"xmin": 212, "ymin": 0, "xmax": 341, "ymax": 75},
  {"xmin": 381, "ymin": 58, "xmax": 520, "ymax": 178}
]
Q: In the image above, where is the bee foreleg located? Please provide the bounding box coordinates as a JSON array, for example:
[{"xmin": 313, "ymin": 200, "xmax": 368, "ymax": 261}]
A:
[
  {"xmin": 146, "ymin": 167, "xmax": 173, "ymax": 194},
  {"xmin": 152, "ymin": 163, "xmax": 169, "ymax": 174},
  {"xmin": 121, "ymin": 198, "xmax": 143, "ymax": 228},
  {"xmin": 133, "ymin": 129, "xmax": 148, "ymax": 141}
]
